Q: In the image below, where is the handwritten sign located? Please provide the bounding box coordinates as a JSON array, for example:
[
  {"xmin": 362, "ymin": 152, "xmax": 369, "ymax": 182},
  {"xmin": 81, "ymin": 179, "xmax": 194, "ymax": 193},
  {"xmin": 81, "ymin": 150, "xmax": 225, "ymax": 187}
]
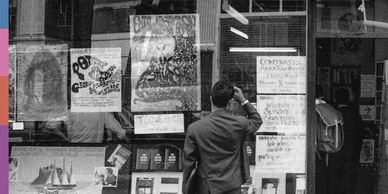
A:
[
  {"xmin": 71, "ymin": 48, "xmax": 121, "ymax": 112},
  {"xmin": 360, "ymin": 75, "xmax": 375, "ymax": 98},
  {"xmin": 256, "ymin": 135, "xmax": 305, "ymax": 173},
  {"xmin": 257, "ymin": 95, "xmax": 306, "ymax": 134},
  {"xmin": 257, "ymin": 56, "xmax": 306, "ymax": 94},
  {"xmin": 359, "ymin": 105, "xmax": 376, "ymax": 121},
  {"xmin": 10, "ymin": 146, "xmax": 105, "ymax": 194},
  {"xmin": 134, "ymin": 114, "xmax": 184, "ymax": 134}
]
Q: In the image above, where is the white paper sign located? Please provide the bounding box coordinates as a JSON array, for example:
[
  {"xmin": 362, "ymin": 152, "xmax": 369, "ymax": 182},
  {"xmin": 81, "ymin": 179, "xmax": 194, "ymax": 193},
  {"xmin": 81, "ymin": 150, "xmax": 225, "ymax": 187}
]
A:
[
  {"xmin": 71, "ymin": 48, "xmax": 121, "ymax": 112},
  {"xmin": 360, "ymin": 75, "xmax": 375, "ymax": 98},
  {"xmin": 257, "ymin": 95, "xmax": 306, "ymax": 134},
  {"xmin": 359, "ymin": 105, "xmax": 376, "ymax": 121},
  {"xmin": 257, "ymin": 56, "xmax": 306, "ymax": 94},
  {"xmin": 256, "ymin": 135, "xmax": 306, "ymax": 173},
  {"xmin": 134, "ymin": 114, "xmax": 184, "ymax": 134}
]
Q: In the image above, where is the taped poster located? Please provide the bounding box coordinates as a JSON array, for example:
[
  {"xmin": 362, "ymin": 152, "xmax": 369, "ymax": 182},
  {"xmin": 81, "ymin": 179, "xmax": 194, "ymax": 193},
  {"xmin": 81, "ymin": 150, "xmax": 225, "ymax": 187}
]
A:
[
  {"xmin": 256, "ymin": 135, "xmax": 306, "ymax": 173},
  {"xmin": 130, "ymin": 14, "xmax": 201, "ymax": 112},
  {"xmin": 134, "ymin": 114, "xmax": 184, "ymax": 134},
  {"xmin": 10, "ymin": 146, "xmax": 106, "ymax": 194},
  {"xmin": 71, "ymin": 48, "xmax": 121, "ymax": 112},
  {"xmin": 257, "ymin": 95, "xmax": 306, "ymax": 134},
  {"xmin": 257, "ymin": 56, "xmax": 306, "ymax": 94},
  {"xmin": 16, "ymin": 44, "xmax": 68, "ymax": 121}
]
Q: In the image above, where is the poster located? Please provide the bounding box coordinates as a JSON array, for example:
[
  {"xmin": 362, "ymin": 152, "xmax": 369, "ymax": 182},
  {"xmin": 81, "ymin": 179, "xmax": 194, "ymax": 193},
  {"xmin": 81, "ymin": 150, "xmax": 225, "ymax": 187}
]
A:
[
  {"xmin": 360, "ymin": 74, "xmax": 375, "ymax": 98},
  {"xmin": 16, "ymin": 44, "xmax": 68, "ymax": 121},
  {"xmin": 131, "ymin": 172, "xmax": 182, "ymax": 194},
  {"xmin": 134, "ymin": 114, "xmax": 184, "ymax": 134},
  {"xmin": 256, "ymin": 56, "xmax": 306, "ymax": 94},
  {"xmin": 257, "ymin": 95, "xmax": 306, "ymax": 134},
  {"xmin": 10, "ymin": 146, "xmax": 106, "ymax": 194},
  {"xmin": 9, "ymin": 45, "xmax": 16, "ymax": 122},
  {"xmin": 71, "ymin": 48, "xmax": 122, "ymax": 112},
  {"xmin": 130, "ymin": 14, "xmax": 201, "ymax": 112},
  {"xmin": 256, "ymin": 135, "xmax": 306, "ymax": 173},
  {"xmin": 253, "ymin": 172, "xmax": 286, "ymax": 194},
  {"xmin": 94, "ymin": 167, "xmax": 118, "ymax": 187}
]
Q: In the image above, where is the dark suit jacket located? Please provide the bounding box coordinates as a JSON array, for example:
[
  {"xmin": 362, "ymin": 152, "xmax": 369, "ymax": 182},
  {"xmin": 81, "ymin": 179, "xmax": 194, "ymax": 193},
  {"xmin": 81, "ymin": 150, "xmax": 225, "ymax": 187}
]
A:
[{"xmin": 182, "ymin": 103, "xmax": 263, "ymax": 194}]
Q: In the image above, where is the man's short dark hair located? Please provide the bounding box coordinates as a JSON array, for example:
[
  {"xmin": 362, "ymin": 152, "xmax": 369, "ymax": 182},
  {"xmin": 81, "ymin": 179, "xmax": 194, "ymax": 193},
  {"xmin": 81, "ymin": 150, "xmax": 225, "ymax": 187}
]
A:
[
  {"xmin": 211, "ymin": 81, "xmax": 234, "ymax": 108},
  {"xmin": 335, "ymin": 88, "xmax": 350, "ymax": 104},
  {"xmin": 106, "ymin": 168, "xmax": 113, "ymax": 174}
]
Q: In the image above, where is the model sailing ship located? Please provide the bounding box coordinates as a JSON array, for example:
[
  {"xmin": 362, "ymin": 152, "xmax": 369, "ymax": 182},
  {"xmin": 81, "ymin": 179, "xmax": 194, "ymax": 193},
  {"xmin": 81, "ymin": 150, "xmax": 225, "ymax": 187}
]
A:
[{"xmin": 32, "ymin": 158, "xmax": 76, "ymax": 190}]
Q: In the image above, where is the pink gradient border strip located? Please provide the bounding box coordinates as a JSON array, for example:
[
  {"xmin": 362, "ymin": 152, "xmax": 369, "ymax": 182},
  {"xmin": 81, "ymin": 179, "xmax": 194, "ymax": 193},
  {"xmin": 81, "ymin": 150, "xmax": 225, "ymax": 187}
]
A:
[{"xmin": 0, "ymin": 29, "xmax": 8, "ymax": 76}]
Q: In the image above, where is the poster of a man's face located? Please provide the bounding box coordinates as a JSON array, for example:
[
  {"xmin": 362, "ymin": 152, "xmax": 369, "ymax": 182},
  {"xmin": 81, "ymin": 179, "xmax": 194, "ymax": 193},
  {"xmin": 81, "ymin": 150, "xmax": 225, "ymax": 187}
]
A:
[{"xmin": 94, "ymin": 167, "xmax": 118, "ymax": 187}]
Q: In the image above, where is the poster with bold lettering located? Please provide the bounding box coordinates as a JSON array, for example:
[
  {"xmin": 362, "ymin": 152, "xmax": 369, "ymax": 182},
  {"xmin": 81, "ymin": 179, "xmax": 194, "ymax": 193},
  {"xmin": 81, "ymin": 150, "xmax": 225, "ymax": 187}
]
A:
[
  {"xmin": 257, "ymin": 56, "xmax": 306, "ymax": 94},
  {"xmin": 134, "ymin": 114, "xmax": 184, "ymax": 134},
  {"xmin": 130, "ymin": 14, "xmax": 201, "ymax": 112},
  {"xmin": 9, "ymin": 146, "xmax": 106, "ymax": 194},
  {"xmin": 256, "ymin": 135, "xmax": 306, "ymax": 173},
  {"xmin": 16, "ymin": 45, "xmax": 68, "ymax": 121},
  {"xmin": 257, "ymin": 95, "xmax": 306, "ymax": 134},
  {"xmin": 71, "ymin": 48, "xmax": 121, "ymax": 112}
]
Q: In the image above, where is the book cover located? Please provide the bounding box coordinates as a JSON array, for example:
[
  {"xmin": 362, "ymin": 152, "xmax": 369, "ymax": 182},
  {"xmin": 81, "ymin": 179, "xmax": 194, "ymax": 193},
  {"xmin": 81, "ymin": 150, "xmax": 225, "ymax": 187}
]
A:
[
  {"xmin": 150, "ymin": 148, "xmax": 165, "ymax": 170},
  {"xmin": 164, "ymin": 148, "xmax": 179, "ymax": 171},
  {"xmin": 136, "ymin": 149, "xmax": 152, "ymax": 170}
]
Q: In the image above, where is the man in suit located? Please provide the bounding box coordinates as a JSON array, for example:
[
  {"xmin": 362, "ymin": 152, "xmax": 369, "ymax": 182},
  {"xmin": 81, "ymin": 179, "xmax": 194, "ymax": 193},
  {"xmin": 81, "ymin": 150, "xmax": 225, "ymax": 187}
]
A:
[{"xmin": 182, "ymin": 81, "xmax": 263, "ymax": 194}]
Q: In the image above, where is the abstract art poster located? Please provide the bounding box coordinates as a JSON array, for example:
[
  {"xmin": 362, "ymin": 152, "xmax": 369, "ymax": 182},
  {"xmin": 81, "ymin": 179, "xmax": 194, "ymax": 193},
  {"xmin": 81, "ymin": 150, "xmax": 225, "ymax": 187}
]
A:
[
  {"xmin": 16, "ymin": 44, "xmax": 68, "ymax": 121},
  {"xmin": 9, "ymin": 45, "xmax": 16, "ymax": 122},
  {"xmin": 71, "ymin": 48, "xmax": 122, "ymax": 112},
  {"xmin": 10, "ymin": 146, "xmax": 106, "ymax": 194},
  {"xmin": 130, "ymin": 14, "xmax": 201, "ymax": 112},
  {"xmin": 256, "ymin": 95, "xmax": 306, "ymax": 134}
]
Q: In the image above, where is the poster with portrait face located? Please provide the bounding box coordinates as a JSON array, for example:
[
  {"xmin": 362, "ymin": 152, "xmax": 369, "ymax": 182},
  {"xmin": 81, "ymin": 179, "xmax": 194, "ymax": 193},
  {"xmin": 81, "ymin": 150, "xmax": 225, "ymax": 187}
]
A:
[
  {"xmin": 9, "ymin": 45, "xmax": 16, "ymax": 122},
  {"xmin": 130, "ymin": 14, "xmax": 201, "ymax": 112},
  {"xmin": 16, "ymin": 45, "xmax": 68, "ymax": 121},
  {"xmin": 9, "ymin": 146, "xmax": 106, "ymax": 194},
  {"xmin": 70, "ymin": 48, "xmax": 122, "ymax": 112}
]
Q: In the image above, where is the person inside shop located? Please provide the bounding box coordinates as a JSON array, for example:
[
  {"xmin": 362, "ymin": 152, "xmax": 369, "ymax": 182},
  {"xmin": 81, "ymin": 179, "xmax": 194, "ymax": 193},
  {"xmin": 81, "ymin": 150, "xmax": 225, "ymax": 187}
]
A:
[
  {"xmin": 327, "ymin": 87, "xmax": 364, "ymax": 194},
  {"xmin": 182, "ymin": 81, "xmax": 263, "ymax": 194},
  {"xmin": 43, "ymin": 112, "xmax": 132, "ymax": 143}
]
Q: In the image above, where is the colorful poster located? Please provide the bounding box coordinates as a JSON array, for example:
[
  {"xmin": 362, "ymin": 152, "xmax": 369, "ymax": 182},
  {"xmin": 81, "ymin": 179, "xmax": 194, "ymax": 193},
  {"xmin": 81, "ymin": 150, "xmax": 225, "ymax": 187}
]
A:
[
  {"xmin": 10, "ymin": 146, "xmax": 106, "ymax": 194},
  {"xmin": 257, "ymin": 95, "xmax": 306, "ymax": 134},
  {"xmin": 255, "ymin": 135, "xmax": 306, "ymax": 173},
  {"xmin": 9, "ymin": 45, "xmax": 16, "ymax": 122},
  {"xmin": 71, "ymin": 48, "xmax": 122, "ymax": 112},
  {"xmin": 130, "ymin": 14, "xmax": 201, "ymax": 112},
  {"xmin": 131, "ymin": 172, "xmax": 182, "ymax": 194},
  {"xmin": 134, "ymin": 114, "xmax": 184, "ymax": 134},
  {"xmin": 257, "ymin": 56, "xmax": 306, "ymax": 94},
  {"xmin": 16, "ymin": 44, "xmax": 68, "ymax": 121}
]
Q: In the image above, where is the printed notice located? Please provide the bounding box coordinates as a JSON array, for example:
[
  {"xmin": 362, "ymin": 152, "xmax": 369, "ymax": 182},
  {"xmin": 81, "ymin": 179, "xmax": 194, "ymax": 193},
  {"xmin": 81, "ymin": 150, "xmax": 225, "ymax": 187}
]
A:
[
  {"xmin": 71, "ymin": 48, "xmax": 121, "ymax": 112},
  {"xmin": 360, "ymin": 75, "xmax": 375, "ymax": 98},
  {"xmin": 257, "ymin": 56, "xmax": 306, "ymax": 94},
  {"xmin": 256, "ymin": 135, "xmax": 306, "ymax": 173},
  {"xmin": 257, "ymin": 95, "xmax": 306, "ymax": 134},
  {"xmin": 134, "ymin": 114, "xmax": 184, "ymax": 134},
  {"xmin": 359, "ymin": 105, "xmax": 376, "ymax": 121}
]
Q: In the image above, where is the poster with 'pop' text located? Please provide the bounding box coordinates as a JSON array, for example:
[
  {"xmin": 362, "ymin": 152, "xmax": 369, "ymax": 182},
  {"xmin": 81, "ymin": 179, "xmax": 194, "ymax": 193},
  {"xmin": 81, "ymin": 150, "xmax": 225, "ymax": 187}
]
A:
[
  {"xmin": 257, "ymin": 56, "xmax": 306, "ymax": 94},
  {"xmin": 257, "ymin": 95, "xmax": 306, "ymax": 134},
  {"xmin": 71, "ymin": 48, "xmax": 121, "ymax": 112},
  {"xmin": 130, "ymin": 14, "xmax": 201, "ymax": 112}
]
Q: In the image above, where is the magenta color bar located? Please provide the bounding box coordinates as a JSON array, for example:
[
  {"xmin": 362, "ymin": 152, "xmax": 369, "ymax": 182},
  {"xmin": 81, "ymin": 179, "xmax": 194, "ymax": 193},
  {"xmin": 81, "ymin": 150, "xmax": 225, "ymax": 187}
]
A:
[
  {"xmin": 0, "ymin": 125, "xmax": 8, "ymax": 193},
  {"xmin": 0, "ymin": 29, "xmax": 8, "ymax": 76}
]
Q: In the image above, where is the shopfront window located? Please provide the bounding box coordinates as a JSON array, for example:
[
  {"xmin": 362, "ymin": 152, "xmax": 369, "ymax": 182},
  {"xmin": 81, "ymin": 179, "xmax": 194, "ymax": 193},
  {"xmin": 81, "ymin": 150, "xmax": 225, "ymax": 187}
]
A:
[{"xmin": 8, "ymin": 0, "xmax": 308, "ymax": 193}]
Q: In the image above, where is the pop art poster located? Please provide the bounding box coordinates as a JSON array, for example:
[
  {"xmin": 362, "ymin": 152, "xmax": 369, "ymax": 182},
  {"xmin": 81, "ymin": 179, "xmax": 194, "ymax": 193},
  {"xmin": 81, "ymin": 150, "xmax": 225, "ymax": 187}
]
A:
[
  {"xmin": 71, "ymin": 48, "xmax": 121, "ymax": 112},
  {"xmin": 130, "ymin": 14, "xmax": 201, "ymax": 112},
  {"xmin": 9, "ymin": 146, "xmax": 106, "ymax": 194},
  {"xmin": 16, "ymin": 45, "xmax": 68, "ymax": 121},
  {"xmin": 9, "ymin": 45, "xmax": 16, "ymax": 122}
]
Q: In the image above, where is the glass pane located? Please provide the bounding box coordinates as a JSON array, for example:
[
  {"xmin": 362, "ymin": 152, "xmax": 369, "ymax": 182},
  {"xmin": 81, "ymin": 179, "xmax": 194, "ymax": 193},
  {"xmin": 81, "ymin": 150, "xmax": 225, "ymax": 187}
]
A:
[
  {"xmin": 252, "ymin": 0, "xmax": 280, "ymax": 12},
  {"xmin": 283, "ymin": 0, "xmax": 306, "ymax": 11}
]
